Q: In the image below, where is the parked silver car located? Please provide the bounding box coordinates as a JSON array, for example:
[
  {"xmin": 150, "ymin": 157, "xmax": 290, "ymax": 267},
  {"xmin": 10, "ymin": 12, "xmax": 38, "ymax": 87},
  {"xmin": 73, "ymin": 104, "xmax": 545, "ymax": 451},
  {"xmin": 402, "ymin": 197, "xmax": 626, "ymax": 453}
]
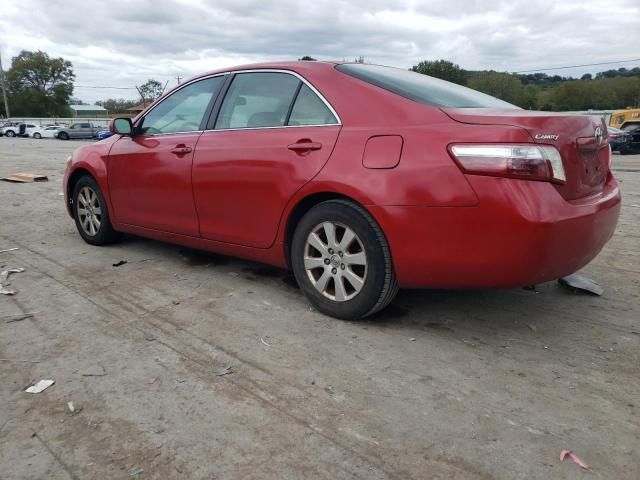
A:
[{"xmin": 57, "ymin": 122, "xmax": 102, "ymax": 140}]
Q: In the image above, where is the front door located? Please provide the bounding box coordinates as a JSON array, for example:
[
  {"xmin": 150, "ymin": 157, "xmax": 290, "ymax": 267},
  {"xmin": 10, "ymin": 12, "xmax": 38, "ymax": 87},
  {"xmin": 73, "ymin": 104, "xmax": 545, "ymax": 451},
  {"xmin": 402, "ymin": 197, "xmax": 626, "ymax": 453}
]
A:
[
  {"xmin": 193, "ymin": 72, "xmax": 341, "ymax": 248},
  {"xmin": 108, "ymin": 75, "xmax": 225, "ymax": 235}
]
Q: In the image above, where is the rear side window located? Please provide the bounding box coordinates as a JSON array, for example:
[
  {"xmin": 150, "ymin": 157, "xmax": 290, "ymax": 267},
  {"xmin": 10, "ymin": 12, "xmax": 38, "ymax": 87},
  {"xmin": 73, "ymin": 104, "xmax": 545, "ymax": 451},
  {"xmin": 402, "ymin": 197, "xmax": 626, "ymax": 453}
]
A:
[
  {"xmin": 288, "ymin": 84, "xmax": 338, "ymax": 126},
  {"xmin": 80, "ymin": 123, "xmax": 90, "ymax": 128},
  {"xmin": 215, "ymin": 73, "xmax": 300, "ymax": 129},
  {"xmin": 336, "ymin": 64, "xmax": 518, "ymax": 109}
]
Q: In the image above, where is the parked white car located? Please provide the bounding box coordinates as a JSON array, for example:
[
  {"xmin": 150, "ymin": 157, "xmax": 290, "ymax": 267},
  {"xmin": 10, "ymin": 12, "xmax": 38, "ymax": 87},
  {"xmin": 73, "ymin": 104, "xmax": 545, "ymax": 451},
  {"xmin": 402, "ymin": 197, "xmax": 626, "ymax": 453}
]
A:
[
  {"xmin": 2, "ymin": 123, "xmax": 37, "ymax": 137},
  {"xmin": 27, "ymin": 125, "xmax": 64, "ymax": 139}
]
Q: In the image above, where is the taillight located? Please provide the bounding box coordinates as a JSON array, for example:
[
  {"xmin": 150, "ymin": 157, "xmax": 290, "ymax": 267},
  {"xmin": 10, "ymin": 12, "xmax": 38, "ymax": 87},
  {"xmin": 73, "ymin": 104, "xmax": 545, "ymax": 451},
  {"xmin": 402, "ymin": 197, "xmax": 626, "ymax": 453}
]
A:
[
  {"xmin": 609, "ymin": 133, "xmax": 620, "ymax": 139},
  {"xmin": 448, "ymin": 144, "xmax": 566, "ymax": 183}
]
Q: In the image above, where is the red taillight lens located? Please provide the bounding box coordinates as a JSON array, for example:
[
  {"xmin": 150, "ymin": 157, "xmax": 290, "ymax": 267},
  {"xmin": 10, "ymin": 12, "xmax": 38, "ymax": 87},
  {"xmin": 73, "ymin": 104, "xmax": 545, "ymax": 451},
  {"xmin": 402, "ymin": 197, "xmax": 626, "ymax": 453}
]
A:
[
  {"xmin": 609, "ymin": 133, "xmax": 620, "ymax": 139},
  {"xmin": 448, "ymin": 144, "xmax": 566, "ymax": 183}
]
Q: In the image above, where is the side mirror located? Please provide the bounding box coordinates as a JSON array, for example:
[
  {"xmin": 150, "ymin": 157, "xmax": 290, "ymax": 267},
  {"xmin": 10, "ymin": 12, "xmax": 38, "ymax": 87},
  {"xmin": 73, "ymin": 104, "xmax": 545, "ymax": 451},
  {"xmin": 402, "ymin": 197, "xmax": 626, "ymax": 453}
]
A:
[{"xmin": 110, "ymin": 117, "xmax": 133, "ymax": 136}]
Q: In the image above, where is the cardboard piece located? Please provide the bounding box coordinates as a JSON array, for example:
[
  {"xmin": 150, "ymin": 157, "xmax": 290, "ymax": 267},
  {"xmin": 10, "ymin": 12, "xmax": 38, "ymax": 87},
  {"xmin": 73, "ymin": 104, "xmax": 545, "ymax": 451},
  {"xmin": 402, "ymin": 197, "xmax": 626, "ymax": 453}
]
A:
[{"xmin": 1, "ymin": 173, "xmax": 49, "ymax": 183}]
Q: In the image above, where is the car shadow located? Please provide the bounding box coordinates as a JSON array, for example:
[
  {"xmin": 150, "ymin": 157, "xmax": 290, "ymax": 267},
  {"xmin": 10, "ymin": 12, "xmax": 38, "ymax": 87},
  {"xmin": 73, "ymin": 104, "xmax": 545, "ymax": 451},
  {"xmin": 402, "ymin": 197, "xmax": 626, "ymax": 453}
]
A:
[{"xmin": 115, "ymin": 234, "xmax": 592, "ymax": 344}]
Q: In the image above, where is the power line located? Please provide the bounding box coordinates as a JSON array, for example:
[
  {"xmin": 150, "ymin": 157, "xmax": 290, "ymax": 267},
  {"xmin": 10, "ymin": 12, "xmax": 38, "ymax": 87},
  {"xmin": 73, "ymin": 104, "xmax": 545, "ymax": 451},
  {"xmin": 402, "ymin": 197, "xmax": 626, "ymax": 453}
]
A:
[
  {"xmin": 515, "ymin": 58, "xmax": 640, "ymax": 74},
  {"xmin": 74, "ymin": 85, "xmax": 137, "ymax": 90}
]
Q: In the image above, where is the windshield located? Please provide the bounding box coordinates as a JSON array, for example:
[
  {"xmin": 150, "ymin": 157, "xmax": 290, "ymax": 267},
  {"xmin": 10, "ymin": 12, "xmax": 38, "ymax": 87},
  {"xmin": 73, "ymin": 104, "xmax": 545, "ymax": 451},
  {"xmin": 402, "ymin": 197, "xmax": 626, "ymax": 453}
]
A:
[{"xmin": 336, "ymin": 63, "xmax": 518, "ymax": 109}]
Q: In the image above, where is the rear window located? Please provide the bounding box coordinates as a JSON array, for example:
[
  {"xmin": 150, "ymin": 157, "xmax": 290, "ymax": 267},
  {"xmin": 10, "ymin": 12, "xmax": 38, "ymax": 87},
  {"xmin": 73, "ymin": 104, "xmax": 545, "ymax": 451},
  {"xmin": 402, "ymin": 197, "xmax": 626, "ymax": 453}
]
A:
[{"xmin": 336, "ymin": 64, "xmax": 518, "ymax": 109}]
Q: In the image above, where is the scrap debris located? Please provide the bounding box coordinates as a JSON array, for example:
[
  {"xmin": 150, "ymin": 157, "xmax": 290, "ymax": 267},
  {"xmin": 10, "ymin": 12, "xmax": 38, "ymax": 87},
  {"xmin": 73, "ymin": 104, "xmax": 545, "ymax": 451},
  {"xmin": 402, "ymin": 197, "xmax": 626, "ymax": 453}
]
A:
[
  {"xmin": 260, "ymin": 338, "xmax": 271, "ymax": 347},
  {"xmin": 560, "ymin": 450, "xmax": 589, "ymax": 470},
  {"xmin": 558, "ymin": 274, "xmax": 603, "ymax": 296},
  {"xmin": 112, "ymin": 260, "xmax": 127, "ymax": 267},
  {"xmin": 0, "ymin": 267, "xmax": 25, "ymax": 295},
  {"xmin": 67, "ymin": 401, "xmax": 82, "ymax": 415},
  {"xmin": 0, "ymin": 247, "xmax": 19, "ymax": 253},
  {"xmin": 216, "ymin": 366, "xmax": 233, "ymax": 376},
  {"xmin": 3, "ymin": 312, "xmax": 35, "ymax": 323},
  {"xmin": 129, "ymin": 467, "xmax": 144, "ymax": 477},
  {"xmin": 1, "ymin": 172, "xmax": 48, "ymax": 183},
  {"xmin": 25, "ymin": 379, "xmax": 55, "ymax": 394}
]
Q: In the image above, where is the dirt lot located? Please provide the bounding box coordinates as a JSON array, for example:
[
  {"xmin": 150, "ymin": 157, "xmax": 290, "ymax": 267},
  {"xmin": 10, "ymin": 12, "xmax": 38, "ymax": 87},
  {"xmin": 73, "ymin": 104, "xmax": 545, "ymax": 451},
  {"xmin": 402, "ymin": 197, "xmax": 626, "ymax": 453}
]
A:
[{"xmin": 0, "ymin": 137, "xmax": 638, "ymax": 479}]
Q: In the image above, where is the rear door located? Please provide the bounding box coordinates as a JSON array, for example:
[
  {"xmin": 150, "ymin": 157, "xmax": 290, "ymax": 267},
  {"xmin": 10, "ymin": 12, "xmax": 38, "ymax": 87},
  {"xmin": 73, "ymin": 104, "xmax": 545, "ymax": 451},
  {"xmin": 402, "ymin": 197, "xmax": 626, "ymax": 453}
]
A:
[
  {"xmin": 108, "ymin": 75, "xmax": 225, "ymax": 235},
  {"xmin": 192, "ymin": 71, "xmax": 341, "ymax": 248}
]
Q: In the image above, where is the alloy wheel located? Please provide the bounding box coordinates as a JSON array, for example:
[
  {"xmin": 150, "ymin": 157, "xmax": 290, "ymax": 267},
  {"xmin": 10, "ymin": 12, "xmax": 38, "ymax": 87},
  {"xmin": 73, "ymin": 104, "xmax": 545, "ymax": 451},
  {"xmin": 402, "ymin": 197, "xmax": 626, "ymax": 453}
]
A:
[
  {"xmin": 304, "ymin": 221, "xmax": 367, "ymax": 301},
  {"xmin": 77, "ymin": 186, "xmax": 102, "ymax": 236}
]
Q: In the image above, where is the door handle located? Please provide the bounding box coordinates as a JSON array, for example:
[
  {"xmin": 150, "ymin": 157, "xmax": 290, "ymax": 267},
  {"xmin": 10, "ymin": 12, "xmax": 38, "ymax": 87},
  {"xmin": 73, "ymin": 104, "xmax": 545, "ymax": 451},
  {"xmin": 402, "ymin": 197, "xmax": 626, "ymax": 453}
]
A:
[
  {"xmin": 171, "ymin": 144, "xmax": 192, "ymax": 155},
  {"xmin": 287, "ymin": 140, "xmax": 322, "ymax": 153}
]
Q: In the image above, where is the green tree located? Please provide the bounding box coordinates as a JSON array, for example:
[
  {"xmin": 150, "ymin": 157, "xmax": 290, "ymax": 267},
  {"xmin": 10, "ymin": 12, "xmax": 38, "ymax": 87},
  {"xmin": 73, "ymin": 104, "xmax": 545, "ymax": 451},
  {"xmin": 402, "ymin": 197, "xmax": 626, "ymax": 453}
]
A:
[
  {"xmin": 5, "ymin": 50, "xmax": 74, "ymax": 116},
  {"xmin": 298, "ymin": 56, "xmax": 316, "ymax": 61},
  {"xmin": 546, "ymin": 76, "xmax": 640, "ymax": 111},
  {"xmin": 410, "ymin": 59, "xmax": 466, "ymax": 85},
  {"xmin": 467, "ymin": 71, "xmax": 531, "ymax": 107},
  {"xmin": 96, "ymin": 98, "xmax": 138, "ymax": 114},
  {"xmin": 137, "ymin": 79, "xmax": 164, "ymax": 105}
]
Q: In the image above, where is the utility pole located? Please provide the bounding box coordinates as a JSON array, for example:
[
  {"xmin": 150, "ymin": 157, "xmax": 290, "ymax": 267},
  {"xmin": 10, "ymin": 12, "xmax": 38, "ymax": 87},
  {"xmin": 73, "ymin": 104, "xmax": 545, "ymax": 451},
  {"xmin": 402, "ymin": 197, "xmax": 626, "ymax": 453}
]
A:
[
  {"xmin": 176, "ymin": 75, "xmax": 182, "ymax": 85},
  {"xmin": 0, "ymin": 50, "xmax": 10, "ymax": 118}
]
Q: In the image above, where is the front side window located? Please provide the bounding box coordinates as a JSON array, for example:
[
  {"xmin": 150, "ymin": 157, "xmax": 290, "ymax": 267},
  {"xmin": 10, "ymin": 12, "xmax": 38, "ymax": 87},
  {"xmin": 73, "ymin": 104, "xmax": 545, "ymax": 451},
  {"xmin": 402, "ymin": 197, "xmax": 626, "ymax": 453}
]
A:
[
  {"xmin": 288, "ymin": 84, "xmax": 338, "ymax": 126},
  {"xmin": 215, "ymin": 73, "xmax": 300, "ymax": 129},
  {"xmin": 140, "ymin": 76, "xmax": 224, "ymax": 135}
]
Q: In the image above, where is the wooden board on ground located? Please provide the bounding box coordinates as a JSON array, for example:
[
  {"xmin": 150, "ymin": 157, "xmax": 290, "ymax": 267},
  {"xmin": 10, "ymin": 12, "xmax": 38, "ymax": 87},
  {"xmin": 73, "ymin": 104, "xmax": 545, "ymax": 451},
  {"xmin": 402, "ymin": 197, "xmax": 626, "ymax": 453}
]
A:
[{"xmin": 1, "ymin": 173, "xmax": 49, "ymax": 183}]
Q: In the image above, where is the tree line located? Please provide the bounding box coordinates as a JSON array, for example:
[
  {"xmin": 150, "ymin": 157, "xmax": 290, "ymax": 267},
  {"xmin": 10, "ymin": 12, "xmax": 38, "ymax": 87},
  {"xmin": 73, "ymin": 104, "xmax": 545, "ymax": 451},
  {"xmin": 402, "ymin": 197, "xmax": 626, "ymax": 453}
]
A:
[
  {"xmin": 410, "ymin": 60, "xmax": 640, "ymax": 110},
  {"xmin": 1, "ymin": 50, "xmax": 638, "ymax": 117}
]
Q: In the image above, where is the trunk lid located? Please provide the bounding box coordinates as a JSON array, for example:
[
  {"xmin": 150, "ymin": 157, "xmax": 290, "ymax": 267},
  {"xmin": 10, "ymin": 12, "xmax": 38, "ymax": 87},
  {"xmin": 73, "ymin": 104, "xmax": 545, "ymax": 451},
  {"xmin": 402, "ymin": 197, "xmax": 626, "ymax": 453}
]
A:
[{"xmin": 442, "ymin": 108, "xmax": 610, "ymax": 200}]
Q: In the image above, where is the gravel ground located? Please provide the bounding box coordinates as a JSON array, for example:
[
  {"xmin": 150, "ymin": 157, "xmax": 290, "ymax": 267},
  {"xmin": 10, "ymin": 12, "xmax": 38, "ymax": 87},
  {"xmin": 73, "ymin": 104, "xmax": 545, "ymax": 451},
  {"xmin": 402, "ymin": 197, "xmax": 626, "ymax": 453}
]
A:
[{"xmin": 0, "ymin": 137, "xmax": 638, "ymax": 479}]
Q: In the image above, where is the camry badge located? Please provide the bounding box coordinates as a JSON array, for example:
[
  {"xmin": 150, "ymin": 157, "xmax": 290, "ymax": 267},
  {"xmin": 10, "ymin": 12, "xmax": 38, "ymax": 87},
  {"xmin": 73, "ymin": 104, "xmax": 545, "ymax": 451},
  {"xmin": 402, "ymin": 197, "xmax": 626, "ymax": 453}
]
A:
[
  {"xmin": 534, "ymin": 133, "xmax": 559, "ymax": 141},
  {"xmin": 594, "ymin": 126, "xmax": 603, "ymax": 145}
]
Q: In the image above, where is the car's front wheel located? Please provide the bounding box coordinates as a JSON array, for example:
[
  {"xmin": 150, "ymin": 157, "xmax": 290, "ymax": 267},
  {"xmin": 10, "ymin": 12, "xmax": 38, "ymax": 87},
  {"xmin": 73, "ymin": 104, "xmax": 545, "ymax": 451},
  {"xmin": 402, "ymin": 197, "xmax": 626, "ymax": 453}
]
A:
[
  {"xmin": 58, "ymin": 132, "xmax": 69, "ymax": 140},
  {"xmin": 5, "ymin": 130, "xmax": 15, "ymax": 137},
  {"xmin": 291, "ymin": 200, "xmax": 398, "ymax": 319},
  {"xmin": 72, "ymin": 176, "xmax": 121, "ymax": 245}
]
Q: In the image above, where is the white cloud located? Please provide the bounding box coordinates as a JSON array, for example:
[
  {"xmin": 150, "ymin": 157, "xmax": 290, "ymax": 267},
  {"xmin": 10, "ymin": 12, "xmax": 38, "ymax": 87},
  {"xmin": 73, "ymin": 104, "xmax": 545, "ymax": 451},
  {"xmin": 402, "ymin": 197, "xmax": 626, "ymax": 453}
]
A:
[{"xmin": 1, "ymin": 0, "xmax": 638, "ymax": 102}]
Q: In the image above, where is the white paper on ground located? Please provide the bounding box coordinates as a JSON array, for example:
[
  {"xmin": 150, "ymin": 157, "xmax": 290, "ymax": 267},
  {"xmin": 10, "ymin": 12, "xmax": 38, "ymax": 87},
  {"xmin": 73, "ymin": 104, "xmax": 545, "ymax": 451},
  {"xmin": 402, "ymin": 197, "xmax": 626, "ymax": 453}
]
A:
[{"xmin": 25, "ymin": 379, "xmax": 55, "ymax": 394}]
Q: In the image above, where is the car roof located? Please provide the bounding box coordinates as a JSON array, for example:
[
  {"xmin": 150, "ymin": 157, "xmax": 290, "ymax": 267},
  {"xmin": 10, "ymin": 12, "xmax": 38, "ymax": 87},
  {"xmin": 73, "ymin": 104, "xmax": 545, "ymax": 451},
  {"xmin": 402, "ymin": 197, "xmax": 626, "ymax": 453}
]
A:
[{"xmin": 187, "ymin": 60, "xmax": 340, "ymax": 83}]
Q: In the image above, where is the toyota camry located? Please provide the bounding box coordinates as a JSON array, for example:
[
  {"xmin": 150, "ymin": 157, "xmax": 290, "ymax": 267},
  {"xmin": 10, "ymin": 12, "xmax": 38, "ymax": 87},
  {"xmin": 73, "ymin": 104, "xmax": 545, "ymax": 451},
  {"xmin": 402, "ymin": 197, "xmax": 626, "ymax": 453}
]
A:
[{"xmin": 63, "ymin": 61, "xmax": 621, "ymax": 319}]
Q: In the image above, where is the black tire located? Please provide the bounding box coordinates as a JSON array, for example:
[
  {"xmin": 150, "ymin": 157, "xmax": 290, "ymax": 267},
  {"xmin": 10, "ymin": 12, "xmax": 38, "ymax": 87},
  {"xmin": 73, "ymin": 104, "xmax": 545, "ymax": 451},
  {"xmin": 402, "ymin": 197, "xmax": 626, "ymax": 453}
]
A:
[
  {"xmin": 58, "ymin": 131, "xmax": 69, "ymax": 140},
  {"xmin": 72, "ymin": 175, "xmax": 121, "ymax": 245},
  {"xmin": 5, "ymin": 130, "xmax": 15, "ymax": 137},
  {"xmin": 291, "ymin": 199, "xmax": 398, "ymax": 320},
  {"xmin": 33, "ymin": 132, "xmax": 42, "ymax": 139}
]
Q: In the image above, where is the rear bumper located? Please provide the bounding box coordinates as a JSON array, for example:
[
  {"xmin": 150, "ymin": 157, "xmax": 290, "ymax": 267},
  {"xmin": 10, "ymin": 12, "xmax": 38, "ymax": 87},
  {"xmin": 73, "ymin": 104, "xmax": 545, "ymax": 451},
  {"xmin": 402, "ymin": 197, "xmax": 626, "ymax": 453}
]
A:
[{"xmin": 370, "ymin": 175, "xmax": 621, "ymax": 289}]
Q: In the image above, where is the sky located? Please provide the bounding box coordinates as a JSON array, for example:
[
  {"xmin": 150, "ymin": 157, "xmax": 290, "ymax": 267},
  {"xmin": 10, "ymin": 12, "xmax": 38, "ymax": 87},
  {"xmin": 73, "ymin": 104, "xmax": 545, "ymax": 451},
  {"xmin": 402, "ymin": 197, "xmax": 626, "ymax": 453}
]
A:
[{"xmin": 1, "ymin": 0, "xmax": 639, "ymax": 103}]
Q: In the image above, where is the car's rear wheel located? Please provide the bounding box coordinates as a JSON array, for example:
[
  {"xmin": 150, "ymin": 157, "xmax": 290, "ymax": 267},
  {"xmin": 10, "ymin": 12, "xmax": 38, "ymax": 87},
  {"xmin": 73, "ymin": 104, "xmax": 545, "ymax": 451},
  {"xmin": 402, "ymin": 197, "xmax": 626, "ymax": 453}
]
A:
[
  {"xmin": 291, "ymin": 200, "xmax": 398, "ymax": 319},
  {"xmin": 33, "ymin": 132, "xmax": 42, "ymax": 139},
  {"xmin": 5, "ymin": 130, "xmax": 15, "ymax": 137},
  {"xmin": 72, "ymin": 176, "xmax": 121, "ymax": 245},
  {"xmin": 59, "ymin": 132, "xmax": 69, "ymax": 140}
]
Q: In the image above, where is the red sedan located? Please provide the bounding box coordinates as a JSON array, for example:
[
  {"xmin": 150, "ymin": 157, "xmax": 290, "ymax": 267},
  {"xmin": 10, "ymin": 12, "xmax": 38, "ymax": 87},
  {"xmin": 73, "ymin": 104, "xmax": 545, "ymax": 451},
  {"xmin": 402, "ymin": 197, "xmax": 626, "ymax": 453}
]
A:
[{"xmin": 63, "ymin": 61, "xmax": 621, "ymax": 319}]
